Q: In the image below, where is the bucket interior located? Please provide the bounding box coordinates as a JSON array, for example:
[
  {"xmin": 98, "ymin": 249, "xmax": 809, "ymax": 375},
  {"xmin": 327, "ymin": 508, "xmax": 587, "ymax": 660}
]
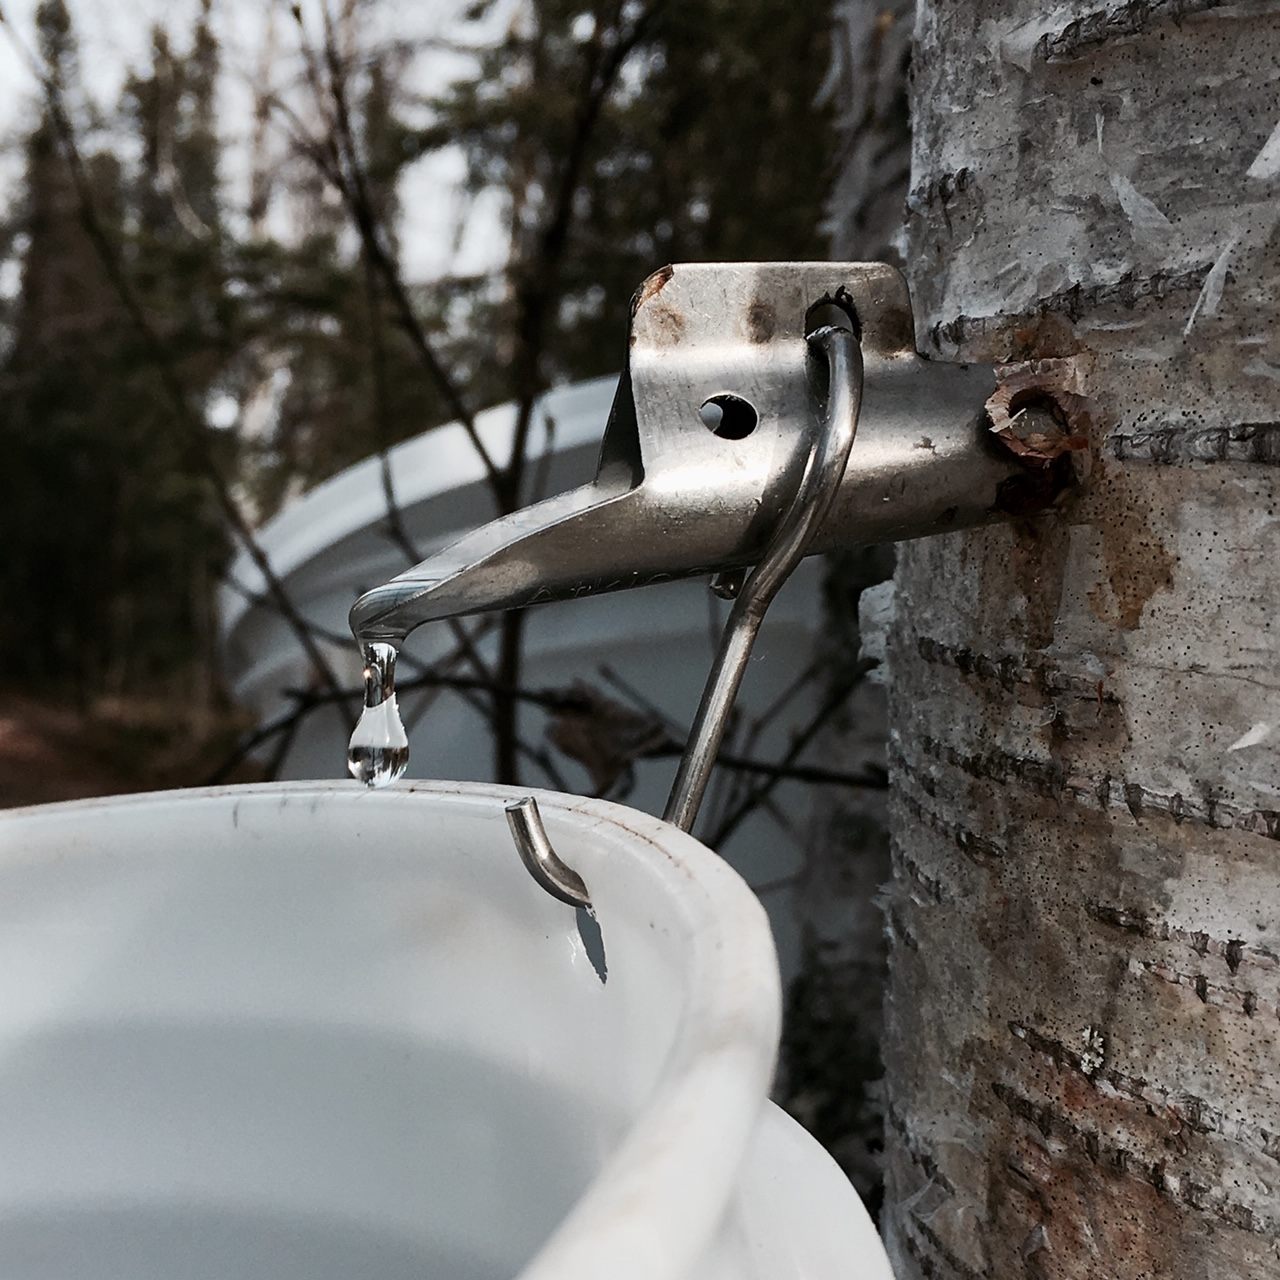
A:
[{"xmin": 0, "ymin": 785, "xmax": 745, "ymax": 1280}]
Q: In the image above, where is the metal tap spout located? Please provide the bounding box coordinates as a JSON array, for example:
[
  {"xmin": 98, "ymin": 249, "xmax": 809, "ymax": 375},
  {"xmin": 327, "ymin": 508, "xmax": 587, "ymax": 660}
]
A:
[
  {"xmin": 350, "ymin": 262, "xmax": 1035, "ymax": 649},
  {"xmin": 347, "ymin": 467, "xmax": 643, "ymax": 644}
]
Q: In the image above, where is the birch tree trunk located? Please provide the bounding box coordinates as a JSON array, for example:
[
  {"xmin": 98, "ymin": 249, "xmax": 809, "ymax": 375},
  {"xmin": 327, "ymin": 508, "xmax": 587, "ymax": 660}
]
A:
[{"xmin": 880, "ymin": 2, "xmax": 1280, "ymax": 1274}]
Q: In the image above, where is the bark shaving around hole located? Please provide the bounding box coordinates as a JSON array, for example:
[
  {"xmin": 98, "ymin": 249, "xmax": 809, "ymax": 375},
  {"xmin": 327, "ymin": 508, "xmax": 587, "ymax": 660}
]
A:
[{"xmin": 985, "ymin": 358, "xmax": 1094, "ymax": 475}]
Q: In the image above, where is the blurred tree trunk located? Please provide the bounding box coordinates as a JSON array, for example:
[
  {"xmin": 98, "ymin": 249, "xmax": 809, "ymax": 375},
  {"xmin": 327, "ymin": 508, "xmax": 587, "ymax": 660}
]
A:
[
  {"xmin": 774, "ymin": 0, "xmax": 912, "ymax": 1205},
  {"xmin": 879, "ymin": 1, "xmax": 1280, "ymax": 1274},
  {"xmin": 822, "ymin": 0, "xmax": 913, "ymax": 264}
]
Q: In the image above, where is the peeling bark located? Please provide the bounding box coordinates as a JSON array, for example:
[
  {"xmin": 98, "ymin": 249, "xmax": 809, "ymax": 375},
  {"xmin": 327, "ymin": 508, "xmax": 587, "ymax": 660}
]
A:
[{"xmin": 880, "ymin": 1, "xmax": 1280, "ymax": 1275}]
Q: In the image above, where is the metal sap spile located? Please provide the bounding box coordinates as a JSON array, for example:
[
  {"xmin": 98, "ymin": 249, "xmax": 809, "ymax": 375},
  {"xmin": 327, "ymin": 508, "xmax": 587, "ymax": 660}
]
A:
[
  {"xmin": 348, "ymin": 263, "xmax": 1026, "ymax": 644},
  {"xmin": 349, "ymin": 262, "xmax": 1073, "ymax": 848}
]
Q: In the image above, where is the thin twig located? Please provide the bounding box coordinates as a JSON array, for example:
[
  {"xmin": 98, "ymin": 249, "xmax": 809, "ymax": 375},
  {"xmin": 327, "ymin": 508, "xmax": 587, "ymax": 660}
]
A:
[
  {"xmin": 260, "ymin": 90, "xmax": 500, "ymax": 690},
  {"xmin": 489, "ymin": 1, "xmax": 668, "ymax": 781},
  {"xmin": 596, "ymin": 664, "xmax": 685, "ymax": 735},
  {"xmin": 501, "ymin": 0, "xmax": 667, "ymax": 498},
  {"xmin": 308, "ymin": 1, "xmax": 525, "ymax": 775},
  {"xmin": 206, "ymin": 673, "xmax": 569, "ymax": 790},
  {"xmin": 705, "ymin": 662, "xmax": 875, "ymax": 847},
  {"xmin": 222, "ymin": 574, "xmax": 499, "ymax": 693},
  {"xmin": 262, "ymin": 704, "xmax": 305, "ymax": 780},
  {"xmin": 645, "ymin": 742, "xmax": 886, "ymax": 792},
  {"xmin": 279, "ymin": 670, "xmax": 594, "ymax": 714},
  {"xmin": 749, "ymin": 870, "xmax": 804, "ymax": 897},
  {"xmin": 595, "ymin": 661, "xmax": 880, "ymax": 791},
  {"xmin": 295, "ymin": 1, "xmax": 503, "ymax": 491},
  {"xmin": 360, "ymin": 245, "xmax": 422, "ymax": 565},
  {"xmin": 712, "ymin": 656, "xmax": 826, "ymax": 834}
]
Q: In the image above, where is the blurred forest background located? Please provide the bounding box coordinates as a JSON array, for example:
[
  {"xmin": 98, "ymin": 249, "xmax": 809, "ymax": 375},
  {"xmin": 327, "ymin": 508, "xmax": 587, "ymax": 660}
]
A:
[
  {"xmin": 0, "ymin": 0, "xmax": 911, "ymax": 1200},
  {"xmin": 0, "ymin": 0, "xmax": 840, "ymax": 796}
]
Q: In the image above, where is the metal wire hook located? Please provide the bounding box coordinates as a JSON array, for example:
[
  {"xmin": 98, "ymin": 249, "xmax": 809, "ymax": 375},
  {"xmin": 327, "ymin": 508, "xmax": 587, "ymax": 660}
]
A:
[
  {"xmin": 505, "ymin": 796, "xmax": 591, "ymax": 908},
  {"xmin": 506, "ymin": 322, "xmax": 863, "ymax": 907},
  {"xmin": 663, "ymin": 323, "xmax": 865, "ymax": 834}
]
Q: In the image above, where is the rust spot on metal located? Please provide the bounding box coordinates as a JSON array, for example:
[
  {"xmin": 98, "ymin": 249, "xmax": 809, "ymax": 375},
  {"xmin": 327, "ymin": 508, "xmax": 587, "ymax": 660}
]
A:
[
  {"xmin": 644, "ymin": 303, "xmax": 685, "ymax": 346},
  {"xmin": 630, "ymin": 263, "xmax": 674, "ymax": 316},
  {"xmin": 745, "ymin": 299, "xmax": 775, "ymax": 343}
]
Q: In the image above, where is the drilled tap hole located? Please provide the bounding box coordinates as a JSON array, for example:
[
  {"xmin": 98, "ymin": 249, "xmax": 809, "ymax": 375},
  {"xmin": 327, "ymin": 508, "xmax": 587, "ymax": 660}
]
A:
[
  {"xmin": 1007, "ymin": 388, "xmax": 1070, "ymax": 430},
  {"xmin": 699, "ymin": 393, "xmax": 758, "ymax": 440}
]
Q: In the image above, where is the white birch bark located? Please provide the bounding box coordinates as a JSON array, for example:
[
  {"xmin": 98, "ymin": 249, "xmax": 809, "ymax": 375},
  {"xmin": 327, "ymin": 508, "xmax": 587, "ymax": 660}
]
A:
[{"xmin": 880, "ymin": 1, "xmax": 1280, "ymax": 1273}]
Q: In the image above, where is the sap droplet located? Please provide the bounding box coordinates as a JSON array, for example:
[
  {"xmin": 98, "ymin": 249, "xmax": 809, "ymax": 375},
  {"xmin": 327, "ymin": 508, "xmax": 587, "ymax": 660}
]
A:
[{"xmin": 347, "ymin": 641, "xmax": 408, "ymax": 788}]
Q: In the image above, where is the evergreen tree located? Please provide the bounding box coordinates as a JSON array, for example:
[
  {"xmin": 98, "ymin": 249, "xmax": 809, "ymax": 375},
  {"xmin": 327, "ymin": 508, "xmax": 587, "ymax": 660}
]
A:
[
  {"xmin": 420, "ymin": 0, "xmax": 836, "ymax": 395},
  {"xmin": 1, "ymin": 0, "xmax": 123, "ymax": 694},
  {"xmin": 0, "ymin": 0, "xmax": 838, "ymax": 700},
  {"xmin": 1, "ymin": 0, "xmax": 228, "ymax": 699}
]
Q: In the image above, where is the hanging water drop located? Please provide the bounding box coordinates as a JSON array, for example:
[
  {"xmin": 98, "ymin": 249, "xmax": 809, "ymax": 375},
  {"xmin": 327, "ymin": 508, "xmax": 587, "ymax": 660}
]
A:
[{"xmin": 347, "ymin": 641, "xmax": 409, "ymax": 788}]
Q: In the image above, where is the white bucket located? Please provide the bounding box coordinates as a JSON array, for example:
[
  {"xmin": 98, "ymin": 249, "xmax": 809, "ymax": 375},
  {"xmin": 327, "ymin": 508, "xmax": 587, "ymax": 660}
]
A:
[
  {"xmin": 220, "ymin": 378, "xmax": 825, "ymax": 982},
  {"xmin": 0, "ymin": 784, "xmax": 891, "ymax": 1279}
]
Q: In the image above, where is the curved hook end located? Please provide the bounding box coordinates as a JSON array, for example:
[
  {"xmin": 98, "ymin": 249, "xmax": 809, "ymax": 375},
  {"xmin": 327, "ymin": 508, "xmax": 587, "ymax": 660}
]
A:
[{"xmin": 505, "ymin": 796, "xmax": 591, "ymax": 909}]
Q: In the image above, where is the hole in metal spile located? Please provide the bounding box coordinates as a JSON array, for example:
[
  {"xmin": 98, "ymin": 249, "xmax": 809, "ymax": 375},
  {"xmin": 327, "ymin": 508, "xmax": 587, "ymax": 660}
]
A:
[{"xmin": 699, "ymin": 393, "xmax": 758, "ymax": 440}]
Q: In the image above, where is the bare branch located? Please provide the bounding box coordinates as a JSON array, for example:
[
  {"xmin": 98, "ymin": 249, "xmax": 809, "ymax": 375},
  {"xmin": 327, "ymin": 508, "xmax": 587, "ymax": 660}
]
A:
[
  {"xmin": 359, "ymin": 239, "xmax": 422, "ymax": 565},
  {"xmin": 710, "ymin": 657, "xmax": 827, "ymax": 834},
  {"xmin": 704, "ymin": 663, "xmax": 875, "ymax": 847},
  {"xmin": 502, "ymin": 0, "xmax": 668, "ymax": 496},
  {"xmin": 206, "ymin": 664, "xmax": 570, "ymax": 789},
  {"xmin": 484, "ymin": 3, "xmax": 668, "ymax": 782},
  {"xmin": 285, "ymin": 1, "xmax": 503, "ymax": 492},
  {"xmin": 215, "ymin": 573, "xmax": 525, "ymax": 783},
  {"xmin": 222, "ymin": 575, "xmax": 497, "ymax": 689},
  {"xmin": 654, "ymin": 745, "xmax": 886, "ymax": 793}
]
